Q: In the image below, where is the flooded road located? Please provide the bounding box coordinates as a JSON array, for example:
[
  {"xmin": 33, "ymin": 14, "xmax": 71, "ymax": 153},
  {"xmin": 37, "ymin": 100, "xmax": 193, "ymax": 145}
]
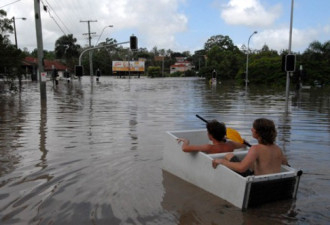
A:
[{"xmin": 0, "ymin": 77, "xmax": 329, "ymax": 224}]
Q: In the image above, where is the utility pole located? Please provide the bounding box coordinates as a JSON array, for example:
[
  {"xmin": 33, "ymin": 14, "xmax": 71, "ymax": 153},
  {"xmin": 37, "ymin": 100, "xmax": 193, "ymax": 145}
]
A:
[
  {"xmin": 80, "ymin": 20, "xmax": 97, "ymax": 76},
  {"xmin": 34, "ymin": 0, "xmax": 46, "ymax": 100}
]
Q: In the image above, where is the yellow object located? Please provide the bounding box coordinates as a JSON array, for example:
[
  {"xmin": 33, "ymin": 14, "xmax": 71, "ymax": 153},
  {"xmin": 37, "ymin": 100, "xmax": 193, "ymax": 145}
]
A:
[{"xmin": 226, "ymin": 127, "xmax": 244, "ymax": 143}]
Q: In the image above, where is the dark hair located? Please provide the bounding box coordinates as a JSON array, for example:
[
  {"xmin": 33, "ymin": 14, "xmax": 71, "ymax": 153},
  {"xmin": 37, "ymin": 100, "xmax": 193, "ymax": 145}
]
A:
[
  {"xmin": 206, "ymin": 120, "xmax": 226, "ymax": 142},
  {"xmin": 253, "ymin": 118, "xmax": 277, "ymax": 145}
]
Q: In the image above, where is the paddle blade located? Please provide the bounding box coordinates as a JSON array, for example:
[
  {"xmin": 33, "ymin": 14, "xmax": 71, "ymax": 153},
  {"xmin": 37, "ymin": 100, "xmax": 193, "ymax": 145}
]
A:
[
  {"xmin": 227, "ymin": 127, "xmax": 251, "ymax": 147},
  {"xmin": 226, "ymin": 127, "xmax": 244, "ymax": 143}
]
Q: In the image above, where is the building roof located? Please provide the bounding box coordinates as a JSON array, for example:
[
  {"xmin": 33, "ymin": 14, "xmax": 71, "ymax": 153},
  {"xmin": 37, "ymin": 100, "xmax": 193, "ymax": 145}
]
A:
[
  {"xmin": 23, "ymin": 57, "xmax": 69, "ymax": 71},
  {"xmin": 171, "ymin": 64, "xmax": 188, "ymax": 68}
]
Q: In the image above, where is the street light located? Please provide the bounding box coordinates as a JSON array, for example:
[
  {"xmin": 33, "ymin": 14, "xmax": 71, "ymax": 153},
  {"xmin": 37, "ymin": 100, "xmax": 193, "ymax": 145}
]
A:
[
  {"xmin": 245, "ymin": 31, "xmax": 257, "ymax": 87},
  {"xmin": 11, "ymin": 16, "xmax": 26, "ymax": 48},
  {"xmin": 95, "ymin": 25, "xmax": 113, "ymax": 46}
]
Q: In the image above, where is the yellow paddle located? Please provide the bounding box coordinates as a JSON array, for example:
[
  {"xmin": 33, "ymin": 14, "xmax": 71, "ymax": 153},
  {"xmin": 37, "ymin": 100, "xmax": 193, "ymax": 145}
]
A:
[{"xmin": 196, "ymin": 114, "xmax": 251, "ymax": 147}]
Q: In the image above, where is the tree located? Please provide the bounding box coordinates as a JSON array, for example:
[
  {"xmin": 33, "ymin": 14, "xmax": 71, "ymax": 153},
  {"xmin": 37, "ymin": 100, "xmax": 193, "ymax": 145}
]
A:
[
  {"xmin": 0, "ymin": 10, "xmax": 24, "ymax": 92},
  {"xmin": 202, "ymin": 35, "xmax": 243, "ymax": 80},
  {"xmin": 30, "ymin": 49, "xmax": 55, "ymax": 60},
  {"xmin": 204, "ymin": 35, "xmax": 238, "ymax": 51},
  {"xmin": 301, "ymin": 40, "xmax": 330, "ymax": 85},
  {"xmin": 0, "ymin": 10, "xmax": 13, "ymax": 35},
  {"xmin": 257, "ymin": 44, "xmax": 278, "ymax": 57},
  {"xmin": 247, "ymin": 56, "xmax": 284, "ymax": 85},
  {"xmin": 103, "ymin": 37, "xmax": 117, "ymax": 53},
  {"xmin": 306, "ymin": 40, "xmax": 330, "ymax": 54},
  {"xmin": 192, "ymin": 49, "xmax": 206, "ymax": 73},
  {"xmin": 54, "ymin": 34, "xmax": 81, "ymax": 69},
  {"xmin": 147, "ymin": 66, "xmax": 161, "ymax": 77}
]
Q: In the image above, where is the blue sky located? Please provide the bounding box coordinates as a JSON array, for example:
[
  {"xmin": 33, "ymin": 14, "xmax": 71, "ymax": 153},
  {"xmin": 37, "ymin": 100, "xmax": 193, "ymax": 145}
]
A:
[{"xmin": 3, "ymin": 0, "xmax": 330, "ymax": 54}]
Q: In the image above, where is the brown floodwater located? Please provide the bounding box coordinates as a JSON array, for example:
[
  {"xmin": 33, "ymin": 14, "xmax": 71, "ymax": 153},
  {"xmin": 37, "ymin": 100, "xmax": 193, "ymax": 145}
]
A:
[{"xmin": 0, "ymin": 77, "xmax": 329, "ymax": 225}]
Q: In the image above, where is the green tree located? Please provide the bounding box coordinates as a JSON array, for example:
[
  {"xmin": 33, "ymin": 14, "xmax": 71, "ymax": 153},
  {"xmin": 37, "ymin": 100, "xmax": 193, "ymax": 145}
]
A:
[
  {"xmin": 237, "ymin": 45, "xmax": 283, "ymax": 85},
  {"xmin": 202, "ymin": 35, "xmax": 243, "ymax": 80},
  {"xmin": 0, "ymin": 9, "xmax": 24, "ymax": 92},
  {"xmin": 30, "ymin": 49, "xmax": 55, "ymax": 60},
  {"xmin": 247, "ymin": 56, "xmax": 284, "ymax": 85},
  {"xmin": 192, "ymin": 49, "xmax": 206, "ymax": 70},
  {"xmin": 54, "ymin": 34, "xmax": 81, "ymax": 69},
  {"xmin": 0, "ymin": 10, "xmax": 13, "ymax": 35},
  {"xmin": 204, "ymin": 35, "xmax": 237, "ymax": 51},
  {"xmin": 301, "ymin": 40, "xmax": 330, "ymax": 85},
  {"xmin": 147, "ymin": 66, "xmax": 161, "ymax": 77}
]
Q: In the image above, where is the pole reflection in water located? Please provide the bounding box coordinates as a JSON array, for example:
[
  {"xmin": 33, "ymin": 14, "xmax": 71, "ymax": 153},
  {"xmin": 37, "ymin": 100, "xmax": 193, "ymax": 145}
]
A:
[
  {"xmin": 39, "ymin": 98, "xmax": 48, "ymax": 167},
  {"xmin": 278, "ymin": 110, "xmax": 292, "ymax": 156}
]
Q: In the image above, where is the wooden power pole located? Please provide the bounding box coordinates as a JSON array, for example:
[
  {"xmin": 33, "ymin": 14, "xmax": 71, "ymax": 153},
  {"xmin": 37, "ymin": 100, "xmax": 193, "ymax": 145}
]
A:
[{"xmin": 34, "ymin": 0, "xmax": 46, "ymax": 100}]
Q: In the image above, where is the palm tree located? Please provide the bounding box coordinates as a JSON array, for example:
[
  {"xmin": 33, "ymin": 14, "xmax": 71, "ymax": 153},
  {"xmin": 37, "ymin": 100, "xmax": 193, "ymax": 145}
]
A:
[{"xmin": 54, "ymin": 34, "xmax": 81, "ymax": 68}]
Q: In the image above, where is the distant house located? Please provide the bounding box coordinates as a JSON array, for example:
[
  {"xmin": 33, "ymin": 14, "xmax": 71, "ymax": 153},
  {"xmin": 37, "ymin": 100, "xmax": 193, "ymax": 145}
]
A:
[
  {"xmin": 170, "ymin": 57, "xmax": 194, "ymax": 74},
  {"xmin": 22, "ymin": 57, "xmax": 70, "ymax": 80}
]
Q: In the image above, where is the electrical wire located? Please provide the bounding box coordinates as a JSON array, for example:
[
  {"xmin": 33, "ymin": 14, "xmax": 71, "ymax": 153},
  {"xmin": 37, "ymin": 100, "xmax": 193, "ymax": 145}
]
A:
[
  {"xmin": 44, "ymin": 0, "xmax": 71, "ymax": 34},
  {"xmin": 40, "ymin": 0, "xmax": 66, "ymax": 35},
  {"xmin": 0, "ymin": 0, "xmax": 21, "ymax": 9}
]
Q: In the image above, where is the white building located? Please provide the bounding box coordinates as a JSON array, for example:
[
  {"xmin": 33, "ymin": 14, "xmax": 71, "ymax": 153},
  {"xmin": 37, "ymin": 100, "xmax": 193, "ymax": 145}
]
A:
[{"xmin": 170, "ymin": 57, "xmax": 194, "ymax": 74}]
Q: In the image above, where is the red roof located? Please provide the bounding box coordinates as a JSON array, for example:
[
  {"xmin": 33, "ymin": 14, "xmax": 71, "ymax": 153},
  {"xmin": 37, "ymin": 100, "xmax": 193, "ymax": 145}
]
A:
[
  {"xmin": 171, "ymin": 64, "xmax": 187, "ymax": 68},
  {"xmin": 23, "ymin": 57, "xmax": 70, "ymax": 71}
]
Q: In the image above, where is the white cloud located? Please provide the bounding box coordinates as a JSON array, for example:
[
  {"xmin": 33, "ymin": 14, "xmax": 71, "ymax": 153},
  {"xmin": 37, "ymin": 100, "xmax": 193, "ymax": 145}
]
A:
[
  {"xmin": 221, "ymin": 0, "xmax": 282, "ymax": 27},
  {"xmin": 100, "ymin": 0, "xmax": 188, "ymax": 49},
  {"xmin": 3, "ymin": 0, "xmax": 328, "ymax": 54},
  {"xmin": 250, "ymin": 27, "xmax": 320, "ymax": 52},
  {"xmin": 324, "ymin": 25, "xmax": 330, "ymax": 34},
  {"xmin": 5, "ymin": 0, "xmax": 188, "ymax": 51}
]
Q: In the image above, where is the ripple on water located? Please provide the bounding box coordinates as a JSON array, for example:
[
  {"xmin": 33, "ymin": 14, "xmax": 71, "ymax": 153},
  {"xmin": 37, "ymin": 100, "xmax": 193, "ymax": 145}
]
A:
[{"xmin": 0, "ymin": 78, "xmax": 329, "ymax": 224}]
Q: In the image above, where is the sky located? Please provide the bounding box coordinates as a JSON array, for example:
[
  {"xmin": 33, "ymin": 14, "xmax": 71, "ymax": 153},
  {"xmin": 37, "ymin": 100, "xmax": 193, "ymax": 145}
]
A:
[{"xmin": 2, "ymin": 0, "xmax": 330, "ymax": 54}]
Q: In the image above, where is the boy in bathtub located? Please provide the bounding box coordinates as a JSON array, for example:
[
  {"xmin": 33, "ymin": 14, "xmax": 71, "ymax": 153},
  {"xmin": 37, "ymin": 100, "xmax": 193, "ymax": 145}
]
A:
[
  {"xmin": 212, "ymin": 118, "xmax": 289, "ymax": 176},
  {"xmin": 177, "ymin": 120, "xmax": 246, "ymax": 154}
]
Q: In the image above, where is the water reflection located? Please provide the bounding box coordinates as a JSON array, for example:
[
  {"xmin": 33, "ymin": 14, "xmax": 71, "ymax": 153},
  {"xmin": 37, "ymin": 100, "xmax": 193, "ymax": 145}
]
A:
[
  {"xmin": 0, "ymin": 93, "xmax": 25, "ymax": 177},
  {"xmin": 38, "ymin": 98, "xmax": 48, "ymax": 168},
  {"xmin": 278, "ymin": 110, "xmax": 292, "ymax": 154},
  {"xmin": 0, "ymin": 78, "xmax": 329, "ymax": 224},
  {"xmin": 161, "ymin": 171, "xmax": 244, "ymax": 225}
]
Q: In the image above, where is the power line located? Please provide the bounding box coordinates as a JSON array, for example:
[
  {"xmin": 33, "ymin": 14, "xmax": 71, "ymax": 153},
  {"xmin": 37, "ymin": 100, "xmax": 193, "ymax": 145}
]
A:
[
  {"xmin": 46, "ymin": 0, "xmax": 77, "ymax": 36},
  {"xmin": 40, "ymin": 0, "xmax": 66, "ymax": 35},
  {"xmin": 0, "ymin": 0, "xmax": 21, "ymax": 9},
  {"xmin": 44, "ymin": 0, "xmax": 71, "ymax": 34}
]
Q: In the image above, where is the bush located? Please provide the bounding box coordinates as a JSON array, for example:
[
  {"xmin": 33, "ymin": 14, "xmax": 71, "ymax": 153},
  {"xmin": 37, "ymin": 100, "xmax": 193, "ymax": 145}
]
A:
[
  {"xmin": 147, "ymin": 66, "xmax": 161, "ymax": 77},
  {"xmin": 167, "ymin": 71, "xmax": 183, "ymax": 77},
  {"xmin": 184, "ymin": 70, "xmax": 197, "ymax": 77}
]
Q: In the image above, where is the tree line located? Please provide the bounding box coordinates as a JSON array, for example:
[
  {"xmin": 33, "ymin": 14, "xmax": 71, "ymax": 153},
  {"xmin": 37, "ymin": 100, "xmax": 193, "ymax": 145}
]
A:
[{"xmin": 1, "ymin": 8, "xmax": 329, "ymax": 92}]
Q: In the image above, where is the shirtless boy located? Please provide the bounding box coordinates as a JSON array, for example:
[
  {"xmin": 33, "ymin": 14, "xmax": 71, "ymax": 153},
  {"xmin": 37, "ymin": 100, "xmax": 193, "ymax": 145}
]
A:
[
  {"xmin": 212, "ymin": 118, "xmax": 288, "ymax": 176},
  {"xmin": 177, "ymin": 120, "xmax": 246, "ymax": 154}
]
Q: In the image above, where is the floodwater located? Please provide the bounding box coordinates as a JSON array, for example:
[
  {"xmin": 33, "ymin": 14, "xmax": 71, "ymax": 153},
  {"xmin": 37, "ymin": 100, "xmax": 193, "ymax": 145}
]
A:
[{"xmin": 0, "ymin": 77, "xmax": 329, "ymax": 225}]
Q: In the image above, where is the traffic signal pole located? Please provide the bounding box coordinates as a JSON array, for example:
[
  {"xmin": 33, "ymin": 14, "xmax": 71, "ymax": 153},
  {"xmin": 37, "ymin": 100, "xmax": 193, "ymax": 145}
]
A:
[
  {"xmin": 78, "ymin": 41, "xmax": 130, "ymax": 66},
  {"xmin": 77, "ymin": 35, "xmax": 137, "ymax": 77},
  {"xmin": 285, "ymin": 0, "xmax": 294, "ymax": 110}
]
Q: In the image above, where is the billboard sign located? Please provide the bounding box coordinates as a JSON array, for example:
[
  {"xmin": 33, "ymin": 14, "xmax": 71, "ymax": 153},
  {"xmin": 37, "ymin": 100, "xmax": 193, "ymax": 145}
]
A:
[{"xmin": 112, "ymin": 61, "xmax": 145, "ymax": 72}]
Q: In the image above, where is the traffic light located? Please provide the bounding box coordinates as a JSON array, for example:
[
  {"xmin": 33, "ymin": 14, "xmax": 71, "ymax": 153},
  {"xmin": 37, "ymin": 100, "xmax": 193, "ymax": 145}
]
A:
[
  {"xmin": 285, "ymin": 54, "xmax": 296, "ymax": 72},
  {"xmin": 130, "ymin": 35, "xmax": 138, "ymax": 50},
  {"xmin": 75, "ymin": 65, "xmax": 83, "ymax": 77}
]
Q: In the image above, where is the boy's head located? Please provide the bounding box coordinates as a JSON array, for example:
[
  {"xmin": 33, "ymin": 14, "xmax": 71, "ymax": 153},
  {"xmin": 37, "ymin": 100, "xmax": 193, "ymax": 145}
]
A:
[
  {"xmin": 253, "ymin": 118, "xmax": 277, "ymax": 145},
  {"xmin": 206, "ymin": 120, "xmax": 226, "ymax": 142}
]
